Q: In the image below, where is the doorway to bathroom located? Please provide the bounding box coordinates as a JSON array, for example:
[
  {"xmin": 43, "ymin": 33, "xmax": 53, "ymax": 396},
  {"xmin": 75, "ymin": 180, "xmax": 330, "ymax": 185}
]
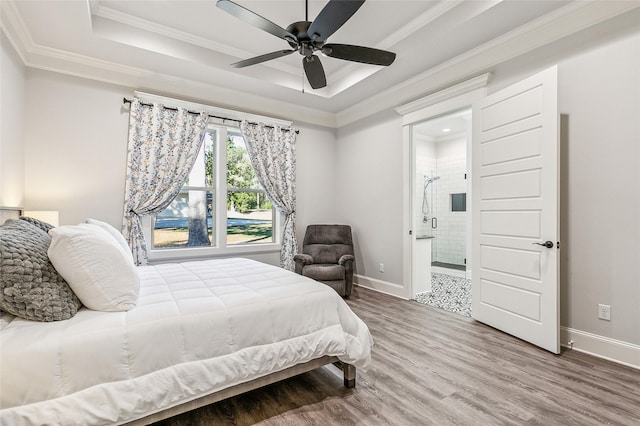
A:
[
  {"xmin": 401, "ymin": 69, "xmax": 559, "ymax": 352},
  {"xmin": 412, "ymin": 108, "xmax": 472, "ymax": 317}
]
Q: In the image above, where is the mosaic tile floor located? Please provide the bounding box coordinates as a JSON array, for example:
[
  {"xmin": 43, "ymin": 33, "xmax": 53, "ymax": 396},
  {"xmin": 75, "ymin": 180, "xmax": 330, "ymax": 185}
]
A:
[{"xmin": 414, "ymin": 272, "xmax": 472, "ymax": 317}]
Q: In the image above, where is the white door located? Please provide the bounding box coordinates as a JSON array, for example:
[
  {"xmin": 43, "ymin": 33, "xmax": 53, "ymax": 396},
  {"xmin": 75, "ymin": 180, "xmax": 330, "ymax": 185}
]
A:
[{"xmin": 471, "ymin": 66, "xmax": 560, "ymax": 354}]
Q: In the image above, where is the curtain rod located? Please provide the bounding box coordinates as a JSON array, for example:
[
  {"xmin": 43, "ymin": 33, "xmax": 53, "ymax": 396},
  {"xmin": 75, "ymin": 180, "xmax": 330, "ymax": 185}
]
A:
[{"xmin": 122, "ymin": 98, "xmax": 298, "ymax": 134}]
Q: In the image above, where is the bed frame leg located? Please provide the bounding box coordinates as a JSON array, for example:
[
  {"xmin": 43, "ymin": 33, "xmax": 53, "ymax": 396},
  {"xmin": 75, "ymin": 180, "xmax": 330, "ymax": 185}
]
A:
[
  {"xmin": 343, "ymin": 363, "xmax": 356, "ymax": 388},
  {"xmin": 333, "ymin": 361, "xmax": 356, "ymax": 388}
]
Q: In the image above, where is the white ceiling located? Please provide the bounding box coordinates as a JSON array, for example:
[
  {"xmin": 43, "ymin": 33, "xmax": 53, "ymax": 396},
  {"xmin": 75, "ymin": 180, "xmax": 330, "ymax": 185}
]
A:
[
  {"xmin": 414, "ymin": 108, "xmax": 471, "ymax": 140},
  {"xmin": 2, "ymin": 0, "xmax": 638, "ymax": 127}
]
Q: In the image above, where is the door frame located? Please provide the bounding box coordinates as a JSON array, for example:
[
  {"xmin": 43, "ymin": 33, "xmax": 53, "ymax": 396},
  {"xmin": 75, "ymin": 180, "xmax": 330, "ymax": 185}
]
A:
[{"xmin": 396, "ymin": 74, "xmax": 491, "ymax": 299}]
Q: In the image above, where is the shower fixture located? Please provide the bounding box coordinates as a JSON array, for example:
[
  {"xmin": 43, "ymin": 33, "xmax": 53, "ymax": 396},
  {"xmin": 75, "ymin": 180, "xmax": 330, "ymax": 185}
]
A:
[{"xmin": 422, "ymin": 175, "xmax": 440, "ymax": 223}]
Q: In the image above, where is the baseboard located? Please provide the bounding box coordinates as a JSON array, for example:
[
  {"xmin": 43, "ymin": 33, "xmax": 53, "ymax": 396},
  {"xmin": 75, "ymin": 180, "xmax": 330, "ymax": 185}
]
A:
[
  {"xmin": 353, "ymin": 279, "xmax": 639, "ymax": 370},
  {"xmin": 354, "ymin": 274, "xmax": 409, "ymax": 300},
  {"xmin": 560, "ymin": 326, "xmax": 640, "ymax": 370}
]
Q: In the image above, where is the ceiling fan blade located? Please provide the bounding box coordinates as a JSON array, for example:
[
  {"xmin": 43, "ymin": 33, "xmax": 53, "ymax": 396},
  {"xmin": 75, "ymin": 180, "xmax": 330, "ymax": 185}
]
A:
[
  {"xmin": 307, "ymin": 0, "xmax": 365, "ymax": 42},
  {"xmin": 303, "ymin": 56, "xmax": 327, "ymax": 89},
  {"xmin": 231, "ymin": 50, "xmax": 296, "ymax": 68},
  {"xmin": 322, "ymin": 44, "xmax": 396, "ymax": 66},
  {"xmin": 217, "ymin": 0, "xmax": 296, "ymax": 42}
]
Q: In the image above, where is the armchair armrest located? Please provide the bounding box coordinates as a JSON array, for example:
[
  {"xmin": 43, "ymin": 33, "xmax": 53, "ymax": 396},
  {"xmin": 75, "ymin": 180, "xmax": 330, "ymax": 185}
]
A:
[
  {"xmin": 293, "ymin": 253, "xmax": 313, "ymax": 275},
  {"xmin": 339, "ymin": 254, "xmax": 355, "ymax": 297},
  {"xmin": 338, "ymin": 254, "xmax": 355, "ymax": 266},
  {"xmin": 294, "ymin": 254, "xmax": 314, "ymax": 265}
]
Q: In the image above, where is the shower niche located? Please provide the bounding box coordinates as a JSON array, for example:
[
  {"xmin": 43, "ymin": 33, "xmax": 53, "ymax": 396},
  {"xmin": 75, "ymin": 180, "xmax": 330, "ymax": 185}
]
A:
[{"xmin": 414, "ymin": 109, "xmax": 470, "ymax": 273}]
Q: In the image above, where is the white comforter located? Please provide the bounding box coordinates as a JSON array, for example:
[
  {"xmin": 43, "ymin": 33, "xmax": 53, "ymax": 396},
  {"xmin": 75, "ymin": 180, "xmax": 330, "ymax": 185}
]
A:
[{"xmin": 0, "ymin": 258, "xmax": 372, "ymax": 425}]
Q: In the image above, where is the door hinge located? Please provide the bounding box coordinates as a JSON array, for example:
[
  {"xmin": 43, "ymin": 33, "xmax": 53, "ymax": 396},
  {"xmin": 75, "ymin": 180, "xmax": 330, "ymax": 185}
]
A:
[
  {"xmin": 557, "ymin": 241, "xmax": 560, "ymax": 249},
  {"xmin": 464, "ymin": 173, "xmax": 467, "ymax": 180}
]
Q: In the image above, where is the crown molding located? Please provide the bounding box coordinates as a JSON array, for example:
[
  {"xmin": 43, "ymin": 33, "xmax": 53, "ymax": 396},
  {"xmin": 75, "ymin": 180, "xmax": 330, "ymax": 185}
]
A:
[
  {"xmin": 395, "ymin": 73, "xmax": 491, "ymax": 116},
  {"xmin": 337, "ymin": 0, "xmax": 640, "ymax": 127},
  {"xmin": 0, "ymin": 0, "xmax": 32, "ymax": 64},
  {"xmin": 3, "ymin": 0, "xmax": 639, "ymax": 129},
  {"xmin": 16, "ymin": 41, "xmax": 338, "ymax": 127},
  {"xmin": 90, "ymin": 1, "xmax": 470, "ymax": 100},
  {"xmin": 381, "ymin": 0, "xmax": 467, "ymax": 51},
  {"xmin": 93, "ymin": 5, "xmax": 244, "ymax": 56},
  {"xmin": 0, "ymin": 2, "xmax": 337, "ymax": 128},
  {"xmin": 91, "ymin": 4, "xmax": 302, "ymax": 77},
  {"xmin": 88, "ymin": 6, "xmax": 342, "ymax": 99},
  {"xmin": 2, "ymin": 0, "xmax": 487, "ymax": 102}
]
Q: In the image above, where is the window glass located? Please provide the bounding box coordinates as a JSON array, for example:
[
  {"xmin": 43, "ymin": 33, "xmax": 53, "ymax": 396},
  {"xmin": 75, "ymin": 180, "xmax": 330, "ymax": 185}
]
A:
[
  {"xmin": 152, "ymin": 130, "xmax": 215, "ymax": 248},
  {"xmin": 151, "ymin": 128, "xmax": 275, "ymax": 251},
  {"xmin": 226, "ymin": 133, "xmax": 274, "ymax": 245},
  {"xmin": 153, "ymin": 190, "xmax": 213, "ymax": 248}
]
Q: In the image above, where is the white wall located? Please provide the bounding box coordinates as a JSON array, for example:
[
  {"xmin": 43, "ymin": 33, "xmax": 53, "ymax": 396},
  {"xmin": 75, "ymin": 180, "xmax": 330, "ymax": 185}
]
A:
[
  {"xmin": 24, "ymin": 70, "xmax": 130, "ymax": 226},
  {"xmin": 21, "ymin": 68, "xmax": 338, "ymax": 267},
  {"xmin": 0, "ymin": 33, "xmax": 25, "ymax": 208},
  {"xmin": 293, "ymin": 121, "xmax": 338, "ymax": 246},
  {"xmin": 336, "ymin": 110, "xmax": 404, "ymax": 289},
  {"xmin": 557, "ymin": 33, "xmax": 640, "ymax": 346}
]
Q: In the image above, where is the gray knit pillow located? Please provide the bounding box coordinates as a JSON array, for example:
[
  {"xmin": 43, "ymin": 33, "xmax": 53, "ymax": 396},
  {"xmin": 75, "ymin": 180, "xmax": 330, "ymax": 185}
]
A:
[
  {"xmin": 19, "ymin": 216, "xmax": 55, "ymax": 233},
  {"xmin": 0, "ymin": 219, "xmax": 82, "ymax": 321}
]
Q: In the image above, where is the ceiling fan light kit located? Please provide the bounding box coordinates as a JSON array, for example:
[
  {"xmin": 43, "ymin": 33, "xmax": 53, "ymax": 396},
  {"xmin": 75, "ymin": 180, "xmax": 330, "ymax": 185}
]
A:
[{"xmin": 217, "ymin": 0, "xmax": 396, "ymax": 90}]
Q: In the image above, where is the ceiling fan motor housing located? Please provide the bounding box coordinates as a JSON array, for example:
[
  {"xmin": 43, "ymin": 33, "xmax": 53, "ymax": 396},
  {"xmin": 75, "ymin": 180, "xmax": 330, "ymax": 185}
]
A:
[{"xmin": 286, "ymin": 21, "xmax": 325, "ymax": 56}]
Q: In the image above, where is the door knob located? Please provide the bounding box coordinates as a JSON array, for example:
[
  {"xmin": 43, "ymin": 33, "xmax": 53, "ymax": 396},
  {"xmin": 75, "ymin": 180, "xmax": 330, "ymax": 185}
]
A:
[{"xmin": 533, "ymin": 241, "xmax": 554, "ymax": 249}]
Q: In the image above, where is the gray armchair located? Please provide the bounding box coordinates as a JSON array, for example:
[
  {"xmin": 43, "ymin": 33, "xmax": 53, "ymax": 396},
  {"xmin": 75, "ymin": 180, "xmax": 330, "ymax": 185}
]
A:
[{"xmin": 294, "ymin": 224, "xmax": 355, "ymax": 297}]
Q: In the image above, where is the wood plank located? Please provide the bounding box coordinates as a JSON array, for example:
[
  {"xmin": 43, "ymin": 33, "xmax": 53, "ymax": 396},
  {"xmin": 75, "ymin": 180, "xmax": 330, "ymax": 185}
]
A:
[{"xmin": 152, "ymin": 287, "xmax": 640, "ymax": 426}]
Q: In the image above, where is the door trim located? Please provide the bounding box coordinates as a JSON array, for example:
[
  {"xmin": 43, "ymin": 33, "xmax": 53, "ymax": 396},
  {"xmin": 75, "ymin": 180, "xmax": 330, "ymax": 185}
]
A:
[
  {"xmin": 395, "ymin": 73, "xmax": 491, "ymax": 124},
  {"xmin": 398, "ymin": 75, "xmax": 490, "ymax": 300}
]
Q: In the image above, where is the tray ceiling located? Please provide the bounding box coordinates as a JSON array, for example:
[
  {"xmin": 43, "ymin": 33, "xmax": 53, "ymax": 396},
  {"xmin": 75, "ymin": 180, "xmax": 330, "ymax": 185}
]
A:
[{"xmin": 2, "ymin": 0, "xmax": 638, "ymax": 126}]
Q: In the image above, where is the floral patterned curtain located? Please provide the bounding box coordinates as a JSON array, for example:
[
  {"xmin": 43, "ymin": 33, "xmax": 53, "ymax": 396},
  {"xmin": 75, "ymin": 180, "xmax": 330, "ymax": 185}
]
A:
[
  {"xmin": 122, "ymin": 99, "xmax": 209, "ymax": 265},
  {"xmin": 240, "ymin": 121, "xmax": 297, "ymax": 270}
]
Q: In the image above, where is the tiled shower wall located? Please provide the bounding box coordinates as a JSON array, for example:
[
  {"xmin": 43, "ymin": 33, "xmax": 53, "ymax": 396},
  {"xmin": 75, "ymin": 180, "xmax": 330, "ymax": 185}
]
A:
[
  {"xmin": 415, "ymin": 135, "xmax": 467, "ymax": 266},
  {"xmin": 434, "ymin": 136, "xmax": 467, "ymax": 266}
]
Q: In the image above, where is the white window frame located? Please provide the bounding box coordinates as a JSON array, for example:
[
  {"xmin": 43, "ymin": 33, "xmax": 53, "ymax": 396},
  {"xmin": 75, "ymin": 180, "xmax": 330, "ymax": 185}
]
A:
[
  {"xmin": 143, "ymin": 124, "xmax": 281, "ymax": 263},
  {"xmin": 135, "ymin": 92, "xmax": 291, "ymax": 263}
]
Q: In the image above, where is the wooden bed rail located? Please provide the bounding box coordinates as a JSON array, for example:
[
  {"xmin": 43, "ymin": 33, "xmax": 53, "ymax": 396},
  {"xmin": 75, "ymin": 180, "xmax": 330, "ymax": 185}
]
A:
[{"xmin": 125, "ymin": 356, "xmax": 355, "ymax": 425}]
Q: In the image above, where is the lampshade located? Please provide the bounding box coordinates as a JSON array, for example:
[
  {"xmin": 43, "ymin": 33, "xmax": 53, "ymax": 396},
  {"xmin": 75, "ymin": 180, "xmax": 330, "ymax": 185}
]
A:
[{"xmin": 23, "ymin": 210, "xmax": 60, "ymax": 227}]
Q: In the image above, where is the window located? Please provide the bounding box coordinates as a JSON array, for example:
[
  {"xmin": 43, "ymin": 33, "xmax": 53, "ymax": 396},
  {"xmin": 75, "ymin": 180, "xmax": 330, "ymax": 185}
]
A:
[{"xmin": 147, "ymin": 125, "xmax": 278, "ymax": 258}]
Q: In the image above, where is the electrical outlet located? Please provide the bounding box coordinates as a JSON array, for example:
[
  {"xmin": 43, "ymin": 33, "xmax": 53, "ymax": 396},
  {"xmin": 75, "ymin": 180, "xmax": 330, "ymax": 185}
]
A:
[
  {"xmin": 379, "ymin": 263, "xmax": 384, "ymax": 273},
  {"xmin": 598, "ymin": 304, "xmax": 611, "ymax": 321}
]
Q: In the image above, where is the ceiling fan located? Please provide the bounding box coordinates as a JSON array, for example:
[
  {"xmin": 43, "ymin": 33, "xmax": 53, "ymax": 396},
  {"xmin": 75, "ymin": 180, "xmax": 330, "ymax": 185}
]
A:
[{"xmin": 216, "ymin": 0, "xmax": 396, "ymax": 89}]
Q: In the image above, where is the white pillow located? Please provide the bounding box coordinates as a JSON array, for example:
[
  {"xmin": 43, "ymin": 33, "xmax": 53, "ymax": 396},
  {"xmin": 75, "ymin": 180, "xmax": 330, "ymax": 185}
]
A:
[
  {"xmin": 86, "ymin": 218, "xmax": 134, "ymax": 264},
  {"xmin": 48, "ymin": 223, "xmax": 140, "ymax": 312}
]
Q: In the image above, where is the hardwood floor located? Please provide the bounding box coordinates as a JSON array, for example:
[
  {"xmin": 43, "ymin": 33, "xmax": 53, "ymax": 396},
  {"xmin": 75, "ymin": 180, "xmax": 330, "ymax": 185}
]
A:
[{"xmin": 154, "ymin": 286, "xmax": 640, "ymax": 425}]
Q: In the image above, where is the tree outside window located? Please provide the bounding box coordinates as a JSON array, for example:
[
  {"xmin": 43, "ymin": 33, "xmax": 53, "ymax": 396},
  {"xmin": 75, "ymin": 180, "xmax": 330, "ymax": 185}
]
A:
[{"xmin": 152, "ymin": 129, "xmax": 274, "ymax": 249}]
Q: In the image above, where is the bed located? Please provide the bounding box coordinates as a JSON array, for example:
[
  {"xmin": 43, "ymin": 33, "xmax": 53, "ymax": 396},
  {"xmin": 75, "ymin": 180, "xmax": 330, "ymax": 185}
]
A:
[{"xmin": 0, "ymin": 257, "xmax": 373, "ymax": 425}]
